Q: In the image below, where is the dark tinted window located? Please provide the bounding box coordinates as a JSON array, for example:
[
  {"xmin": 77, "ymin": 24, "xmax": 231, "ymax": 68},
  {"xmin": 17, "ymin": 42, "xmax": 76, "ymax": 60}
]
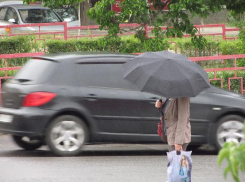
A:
[
  {"xmin": 11, "ymin": 59, "xmax": 58, "ymax": 84},
  {"xmin": 75, "ymin": 62, "xmax": 138, "ymax": 90}
]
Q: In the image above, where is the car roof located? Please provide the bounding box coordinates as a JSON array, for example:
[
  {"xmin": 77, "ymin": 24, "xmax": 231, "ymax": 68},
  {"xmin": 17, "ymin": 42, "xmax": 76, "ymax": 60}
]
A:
[
  {"xmin": 0, "ymin": 4, "xmax": 50, "ymax": 10},
  {"xmin": 33, "ymin": 52, "xmax": 137, "ymax": 63},
  {"xmin": 0, "ymin": 1, "xmax": 23, "ymax": 6}
]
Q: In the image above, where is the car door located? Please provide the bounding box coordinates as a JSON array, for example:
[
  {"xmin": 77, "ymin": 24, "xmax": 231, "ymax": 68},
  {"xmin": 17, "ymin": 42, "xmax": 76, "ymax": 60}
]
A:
[
  {"xmin": 136, "ymin": 91, "xmax": 167, "ymax": 138},
  {"xmin": 75, "ymin": 57, "xmax": 149, "ymax": 142}
]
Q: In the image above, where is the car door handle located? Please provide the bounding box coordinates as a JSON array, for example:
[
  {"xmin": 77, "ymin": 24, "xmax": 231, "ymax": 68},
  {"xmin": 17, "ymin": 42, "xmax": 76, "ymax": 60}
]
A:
[{"xmin": 85, "ymin": 94, "xmax": 98, "ymax": 101}]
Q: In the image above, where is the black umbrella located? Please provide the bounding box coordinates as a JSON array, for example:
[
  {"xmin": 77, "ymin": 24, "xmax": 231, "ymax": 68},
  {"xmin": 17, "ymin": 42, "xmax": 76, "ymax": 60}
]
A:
[{"xmin": 123, "ymin": 51, "xmax": 210, "ymax": 98}]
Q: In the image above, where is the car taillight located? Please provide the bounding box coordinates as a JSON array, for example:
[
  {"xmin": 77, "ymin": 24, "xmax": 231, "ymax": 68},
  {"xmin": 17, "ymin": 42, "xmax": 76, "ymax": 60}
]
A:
[{"xmin": 22, "ymin": 92, "xmax": 56, "ymax": 107}]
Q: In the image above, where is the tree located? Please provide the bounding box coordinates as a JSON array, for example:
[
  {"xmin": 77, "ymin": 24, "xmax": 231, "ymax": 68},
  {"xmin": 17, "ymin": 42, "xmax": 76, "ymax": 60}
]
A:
[
  {"xmin": 87, "ymin": 0, "xmax": 245, "ymax": 47},
  {"xmin": 24, "ymin": 0, "xmax": 245, "ymax": 46},
  {"xmin": 23, "ymin": 0, "xmax": 91, "ymax": 26}
]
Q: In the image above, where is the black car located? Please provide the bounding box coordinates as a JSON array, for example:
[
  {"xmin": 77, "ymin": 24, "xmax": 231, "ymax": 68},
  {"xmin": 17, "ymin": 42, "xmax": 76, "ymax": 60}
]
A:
[{"xmin": 0, "ymin": 52, "xmax": 244, "ymax": 156}]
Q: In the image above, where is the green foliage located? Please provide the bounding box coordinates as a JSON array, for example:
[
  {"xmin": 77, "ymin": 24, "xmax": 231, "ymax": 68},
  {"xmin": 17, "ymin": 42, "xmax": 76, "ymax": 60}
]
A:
[
  {"xmin": 0, "ymin": 35, "xmax": 37, "ymax": 54},
  {"xmin": 209, "ymin": 70, "xmax": 245, "ymax": 94},
  {"xmin": 0, "ymin": 35, "xmax": 38, "ymax": 70},
  {"xmin": 45, "ymin": 36, "xmax": 170, "ymax": 54},
  {"xmin": 86, "ymin": 0, "xmax": 245, "ymax": 47},
  {"xmin": 218, "ymin": 124, "xmax": 245, "ymax": 182},
  {"xmin": 176, "ymin": 37, "xmax": 220, "ymax": 57},
  {"xmin": 25, "ymin": 0, "xmax": 245, "ymax": 49},
  {"xmin": 219, "ymin": 41, "xmax": 243, "ymax": 55}
]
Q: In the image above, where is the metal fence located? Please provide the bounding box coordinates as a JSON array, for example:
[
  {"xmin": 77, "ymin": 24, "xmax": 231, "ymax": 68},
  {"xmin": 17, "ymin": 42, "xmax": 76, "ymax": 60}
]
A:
[
  {"xmin": 190, "ymin": 54, "xmax": 245, "ymax": 94},
  {"xmin": 0, "ymin": 22, "xmax": 240, "ymax": 41}
]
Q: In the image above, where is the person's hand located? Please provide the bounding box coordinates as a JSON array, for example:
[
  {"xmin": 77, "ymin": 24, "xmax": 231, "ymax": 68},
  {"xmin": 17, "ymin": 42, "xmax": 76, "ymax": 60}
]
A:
[
  {"xmin": 155, "ymin": 100, "xmax": 163, "ymax": 109},
  {"xmin": 175, "ymin": 144, "xmax": 183, "ymax": 151}
]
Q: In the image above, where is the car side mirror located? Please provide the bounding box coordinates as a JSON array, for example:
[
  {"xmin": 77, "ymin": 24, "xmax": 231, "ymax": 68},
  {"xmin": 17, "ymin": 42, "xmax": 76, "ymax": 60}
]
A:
[
  {"xmin": 8, "ymin": 19, "xmax": 16, "ymax": 23},
  {"xmin": 63, "ymin": 18, "xmax": 71, "ymax": 22}
]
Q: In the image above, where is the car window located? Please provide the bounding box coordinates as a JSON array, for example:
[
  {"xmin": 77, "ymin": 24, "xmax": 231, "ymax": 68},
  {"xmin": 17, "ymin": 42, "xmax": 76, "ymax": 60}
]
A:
[
  {"xmin": 19, "ymin": 9, "xmax": 62, "ymax": 23},
  {"xmin": 5, "ymin": 7, "xmax": 19, "ymax": 24},
  {"xmin": 53, "ymin": 6, "xmax": 78, "ymax": 21},
  {"xmin": 11, "ymin": 59, "xmax": 58, "ymax": 84},
  {"xmin": 0, "ymin": 7, "xmax": 7, "ymax": 20},
  {"xmin": 75, "ymin": 62, "xmax": 139, "ymax": 90}
]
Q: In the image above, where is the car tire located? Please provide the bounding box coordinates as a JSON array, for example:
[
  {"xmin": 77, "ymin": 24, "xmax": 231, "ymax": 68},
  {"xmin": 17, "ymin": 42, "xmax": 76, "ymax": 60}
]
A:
[
  {"xmin": 214, "ymin": 115, "xmax": 244, "ymax": 151},
  {"xmin": 12, "ymin": 135, "xmax": 43, "ymax": 150},
  {"xmin": 45, "ymin": 115, "xmax": 88, "ymax": 156}
]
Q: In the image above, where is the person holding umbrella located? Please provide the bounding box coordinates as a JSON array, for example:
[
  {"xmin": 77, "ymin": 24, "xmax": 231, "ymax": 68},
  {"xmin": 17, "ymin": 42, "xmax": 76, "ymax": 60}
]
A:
[
  {"xmin": 123, "ymin": 50, "xmax": 210, "ymax": 152},
  {"xmin": 155, "ymin": 97, "xmax": 190, "ymax": 152}
]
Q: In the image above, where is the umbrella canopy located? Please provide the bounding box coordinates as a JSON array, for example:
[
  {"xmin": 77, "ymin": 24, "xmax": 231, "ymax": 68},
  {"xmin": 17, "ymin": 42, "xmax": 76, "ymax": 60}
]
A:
[{"xmin": 123, "ymin": 51, "xmax": 210, "ymax": 98}]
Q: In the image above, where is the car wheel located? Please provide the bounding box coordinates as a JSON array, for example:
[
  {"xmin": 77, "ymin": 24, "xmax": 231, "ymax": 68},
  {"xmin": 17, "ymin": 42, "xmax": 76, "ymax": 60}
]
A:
[
  {"xmin": 214, "ymin": 115, "xmax": 245, "ymax": 150},
  {"xmin": 12, "ymin": 135, "xmax": 43, "ymax": 150},
  {"xmin": 45, "ymin": 115, "xmax": 88, "ymax": 156}
]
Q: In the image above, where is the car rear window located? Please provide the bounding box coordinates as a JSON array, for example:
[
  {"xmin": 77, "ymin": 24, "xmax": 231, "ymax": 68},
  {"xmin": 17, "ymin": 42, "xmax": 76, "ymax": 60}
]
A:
[{"xmin": 11, "ymin": 58, "xmax": 58, "ymax": 84}]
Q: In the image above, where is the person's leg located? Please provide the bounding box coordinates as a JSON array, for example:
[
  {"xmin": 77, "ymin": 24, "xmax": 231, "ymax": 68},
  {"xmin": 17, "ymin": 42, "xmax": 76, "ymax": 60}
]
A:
[
  {"xmin": 168, "ymin": 143, "xmax": 189, "ymax": 152},
  {"xmin": 168, "ymin": 145, "xmax": 175, "ymax": 152},
  {"xmin": 182, "ymin": 143, "xmax": 189, "ymax": 151}
]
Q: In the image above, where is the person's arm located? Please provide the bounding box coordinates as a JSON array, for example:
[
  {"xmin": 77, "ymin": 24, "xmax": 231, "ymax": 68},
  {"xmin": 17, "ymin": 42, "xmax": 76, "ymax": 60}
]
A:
[{"xmin": 174, "ymin": 97, "xmax": 190, "ymax": 146}]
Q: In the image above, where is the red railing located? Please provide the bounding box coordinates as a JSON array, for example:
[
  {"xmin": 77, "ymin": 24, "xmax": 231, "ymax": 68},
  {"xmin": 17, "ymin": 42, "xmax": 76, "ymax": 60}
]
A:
[
  {"xmin": 147, "ymin": 24, "xmax": 227, "ymax": 40},
  {"xmin": 0, "ymin": 23, "xmax": 239, "ymax": 41},
  {"xmin": 0, "ymin": 52, "xmax": 45, "ymax": 92},
  {"xmin": 0, "ymin": 22, "xmax": 68, "ymax": 40},
  {"xmin": 190, "ymin": 54, "xmax": 245, "ymax": 94}
]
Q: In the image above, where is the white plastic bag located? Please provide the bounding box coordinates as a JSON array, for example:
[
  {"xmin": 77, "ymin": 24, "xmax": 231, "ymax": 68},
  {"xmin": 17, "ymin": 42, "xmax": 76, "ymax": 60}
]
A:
[{"xmin": 166, "ymin": 150, "xmax": 192, "ymax": 182}]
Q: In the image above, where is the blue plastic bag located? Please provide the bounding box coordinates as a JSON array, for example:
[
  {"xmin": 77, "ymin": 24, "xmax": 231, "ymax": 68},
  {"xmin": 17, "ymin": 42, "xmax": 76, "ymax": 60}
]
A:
[{"xmin": 166, "ymin": 150, "xmax": 192, "ymax": 182}]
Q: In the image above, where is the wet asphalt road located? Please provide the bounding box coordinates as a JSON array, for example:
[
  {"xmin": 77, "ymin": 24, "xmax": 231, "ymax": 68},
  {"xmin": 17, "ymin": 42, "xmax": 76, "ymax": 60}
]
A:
[{"xmin": 0, "ymin": 135, "xmax": 244, "ymax": 182}]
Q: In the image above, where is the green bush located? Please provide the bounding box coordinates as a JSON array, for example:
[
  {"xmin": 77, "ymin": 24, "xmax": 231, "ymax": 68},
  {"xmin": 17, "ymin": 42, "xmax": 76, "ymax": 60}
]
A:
[
  {"xmin": 0, "ymin": 35, "xmax": 39, "ymax": 54},
  {"xmin": 208, "ymin": 70, "xmax": 245, "ymax": 94},
  {"xmin": 0, "ymin": 35, "xmax": 39, "ymax": 71},
  {"xmin": 45, "ymin": 36, "xmax": 170, "ymax": 54},
  {"xmin": 176, "ymin": 37, "xmax": 220, "ymax": 57},
  {"xmin": 219, "ymin": 40, "xmax": 243, "ymax": 55}
]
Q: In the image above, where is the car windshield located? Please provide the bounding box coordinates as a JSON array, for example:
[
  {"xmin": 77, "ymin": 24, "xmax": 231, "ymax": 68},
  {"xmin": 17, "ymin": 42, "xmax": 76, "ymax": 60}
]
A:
[{"xmin": 18, "ymin": 9, "xmax": 62, "ymax": 23}]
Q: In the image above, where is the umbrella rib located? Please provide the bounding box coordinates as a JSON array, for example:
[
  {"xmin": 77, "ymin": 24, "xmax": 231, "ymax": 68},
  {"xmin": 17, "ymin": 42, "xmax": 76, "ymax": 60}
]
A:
[
  {"xmin": 141, "ymin": 61, "xmax": 170, "ymax": 97},
  {"xmin": 135, "ymin": 61, "xmax": 166, "ymax": 90}
]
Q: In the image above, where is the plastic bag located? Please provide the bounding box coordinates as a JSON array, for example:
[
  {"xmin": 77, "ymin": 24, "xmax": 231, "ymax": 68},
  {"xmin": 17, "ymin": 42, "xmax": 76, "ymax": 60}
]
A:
[{"xmin": 166, "ymin": 150, "xmax": 192, "ymax": 182}]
